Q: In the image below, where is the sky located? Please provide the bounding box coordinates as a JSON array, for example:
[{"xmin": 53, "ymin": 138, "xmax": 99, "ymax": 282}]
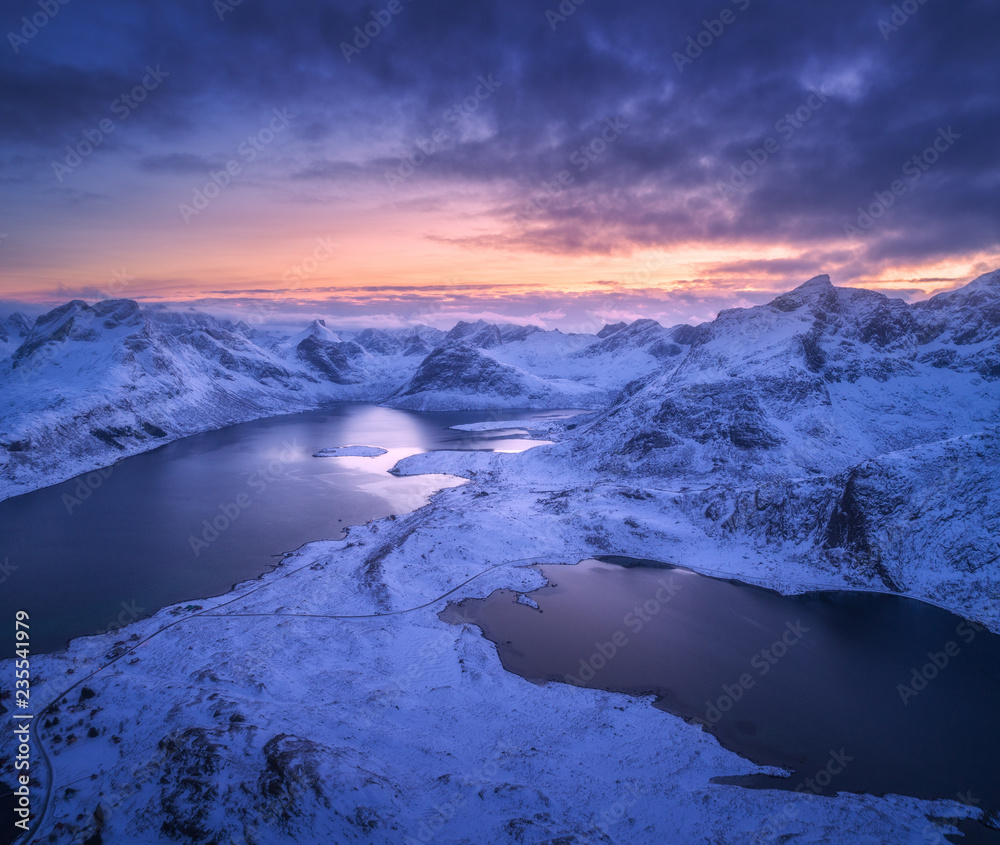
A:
[{"xmin": 1, "ymin": 0, "xmax": 998, "ymax": 330}]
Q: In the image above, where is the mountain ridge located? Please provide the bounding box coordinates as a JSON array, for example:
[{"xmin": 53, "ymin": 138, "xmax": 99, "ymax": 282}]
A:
[{"xmin": 2, "ymin": 270, "xmax": 998, "ymax": 503}]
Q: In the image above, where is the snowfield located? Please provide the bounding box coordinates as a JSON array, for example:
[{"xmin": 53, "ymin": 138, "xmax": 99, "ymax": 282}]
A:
[{"xmin": 2, "ymin": 271, "xmax": 999, "ymax": 843}]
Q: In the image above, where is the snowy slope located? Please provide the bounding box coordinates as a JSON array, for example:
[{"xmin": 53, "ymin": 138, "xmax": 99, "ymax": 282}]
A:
[
  {"xmin": 3, "ymin": 271, "xmax": 1000, "ymax": 844},
  {"xmin": 0, "ymin": 304, "xmax": 652, "ymax": 500},
  {"xmin": 552, "ymin": 271, "xmax": 1000, "ymax": 608},
  {"xmin": 0, "ymin": 300, "xmax": 341, "ymax": 500},
  {"xmin": 387, "ymin": 341, "xmax": 607, "ymax": 410},
  {"xmin": 572, "ymin": 274, "xmax": 999, "ymax": 479},
  {"xmin": 0, "ymin": 311, "xmax": 31, "ymax": 358},
  {"xmin": 7, "ymin": 431, "xmax": 989, "ymax": 844}
]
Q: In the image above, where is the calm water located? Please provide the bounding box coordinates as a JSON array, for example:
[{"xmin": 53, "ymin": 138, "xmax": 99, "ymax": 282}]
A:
[
  {"xmin": 449, "ymin": 557, "xmax": 1000, "ymax": 841},
  {"xmin": 0, "ymin": 404, "xmax": 577, "ymax": 653}
]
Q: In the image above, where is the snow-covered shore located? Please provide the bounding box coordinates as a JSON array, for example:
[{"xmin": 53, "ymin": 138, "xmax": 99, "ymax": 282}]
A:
[
  {"xmin": 313, "ymin": 445, "xmax": 389, "ymax": 458},
  {"xmin": 4, "ymin": 271, "xmax": 1000, "ymax": 842},
  {"xmin": 6, "ymin": 437, "xmax": 992, "ymax": 844}
]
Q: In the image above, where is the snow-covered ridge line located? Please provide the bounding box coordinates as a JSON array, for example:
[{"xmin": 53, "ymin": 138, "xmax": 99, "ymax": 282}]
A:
[
  {"xmin": 4, "ymin": 269, "xmax": 1000, "ymax": 842},
  {"xmin": 0, "ymin": 303, "xmax": 651, "ymax": 502}
]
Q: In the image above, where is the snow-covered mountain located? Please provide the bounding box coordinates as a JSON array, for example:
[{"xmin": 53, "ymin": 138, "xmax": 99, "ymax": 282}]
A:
[
  {"xmin": 574, "ymin": 273, "xmax": 998, "ymax": 476},
  {"xmin": 0, "ymin": 311, "xmax": 30, "ymax": 358},
  {"xmin": 551, "ymin": 271, "xmax": 1000, "ymax": 608},
  {"xmin": 0, "ymin": 301, "xmax": 663, "ymax": 499},
  {"xmin": 390, "ymin": 341, "xmax": 606, "ymax": 410},
  {"xmin": 4, "ymin": 272, "xmax": 999, "ymax": 507},
  {"xmin": 4, "ymin": 271, "xmax": 1000, "ymax": 844}
]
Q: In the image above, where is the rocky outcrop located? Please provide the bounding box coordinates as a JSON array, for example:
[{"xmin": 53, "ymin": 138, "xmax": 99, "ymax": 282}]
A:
[
  {"xmin": 399, "ymin": 342, "xmax": 529, "ymax": 398},
  {"xmin": 352, "ymin": 328, "xmax": 401, "ymax": 355},
  {"xmin": 444, "ymin": 319, "xmax": 503, "ymax": 349},
  {"xmin": 295, "ymin": 337, "xmax": 368, "ymax": 384}
]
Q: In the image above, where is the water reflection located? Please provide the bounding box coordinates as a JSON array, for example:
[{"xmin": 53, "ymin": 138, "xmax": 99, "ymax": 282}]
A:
[{"xmin": 0, "ymin": 404, "xmax": 579, "ymax": 652}]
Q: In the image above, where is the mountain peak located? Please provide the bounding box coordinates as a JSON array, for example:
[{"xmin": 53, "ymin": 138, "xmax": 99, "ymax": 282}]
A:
[
  {"xmin": 794, "ymin": 274, "xmax": 833, "ymax": 290},
  {"xmin": 962, "ymin": 268, "xmax": 1000, "ymax": 292},
  {"xmin": 766, "ymin": 274, "xmax": 836, "ymax": 313}
]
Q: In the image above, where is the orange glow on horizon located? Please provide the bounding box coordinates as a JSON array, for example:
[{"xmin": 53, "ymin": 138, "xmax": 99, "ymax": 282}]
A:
[{"xmin": 2, "ymin": 187, "xmax": 995, "ymax": 309}]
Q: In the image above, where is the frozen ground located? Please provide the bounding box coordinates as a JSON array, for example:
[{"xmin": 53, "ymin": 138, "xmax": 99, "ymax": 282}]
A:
[
  {"xmin": 3, "ymin": 272, "xmax": 1000, "ymax": 842},
  {"xmin": 5, "ymin": 437, "xmax": 992, "ymax": 844}
]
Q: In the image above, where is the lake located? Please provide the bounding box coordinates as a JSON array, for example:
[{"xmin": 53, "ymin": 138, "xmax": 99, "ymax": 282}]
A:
[
  {"xmin": 0, "ymin": 404, "xmax": 577, "ymax": 653},
  {"xmin": 447, "ymin": 557, "xmax": 1000, "ymax": 843}
]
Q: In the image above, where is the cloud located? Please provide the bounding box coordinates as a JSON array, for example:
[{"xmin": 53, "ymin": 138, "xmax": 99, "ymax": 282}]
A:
[
  {"xmin": 1, "ymin": 0, "xmax": 997, "ymax": 299},
  {"xmin": 138, "ymin": 153, "xmax": 224, "ymax": 174}
]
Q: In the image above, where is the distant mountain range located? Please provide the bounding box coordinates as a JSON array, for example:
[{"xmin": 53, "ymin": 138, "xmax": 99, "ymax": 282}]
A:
[
  {"xmin": 559, "ymin": 271, "xmax": 1000, "ymax": 598},
  {"xmin": 0, "ymin": 299, "xmax": 675, "ymax": 499},
  {"xmin": 4, "ymin": 271, "xmax": 999, "ymax": 843},
  {"xmin": 2, "ymin": 271, "xmax": 999, "ymax": 522}
]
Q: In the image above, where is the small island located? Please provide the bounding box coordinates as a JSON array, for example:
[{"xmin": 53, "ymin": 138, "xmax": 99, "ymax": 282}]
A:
[{"xmin": 313, "ymin": 445, "xmax": 388, "ymax": 458}]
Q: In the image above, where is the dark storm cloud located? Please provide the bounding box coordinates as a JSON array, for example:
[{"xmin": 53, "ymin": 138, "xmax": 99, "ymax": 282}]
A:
[
  {"xmin": 1, "ymin": 0, "xmax": 997, "ymax": 270},
  {"xmin": 139, "ymin": 153, "xmax": 225, "ymax": 175}
]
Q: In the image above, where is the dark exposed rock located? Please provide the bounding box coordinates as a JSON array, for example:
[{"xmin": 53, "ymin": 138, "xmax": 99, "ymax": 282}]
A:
[
  {"xmin": 800, "ymin": 333, "xmax": 826, "ymax": 373},
  {"xmin": 444, "ymin": 320, "xmax": 503, "ymax": 349},
  {"xmin": 648, "ymin": 340, "xmax": 683, "ymax": 358},
  {"xmin": 401, "ymin": 343, "xmax": 526, "ymax": 398},
  {"xmin": 295, "ymin": 336, "xmax": 367, "ymax": 384},
  {"xmin": 499, "ymin": 324, "xmax": 542, "ymax": 343},
  {"xmin": 822, "ymin": 463, "xmax": 908, "ymax": 589},
  {"xmin": 620, "ymin": 430, "xmax": 683, "ymax": 457},
  {"xmin": 654, "ymin": 384, "xmax": 785, "ymax": 450},
  {"xmin": 258, "ymin": 734, "xmax": 328, "ymax": 818},
  {"xmin": 402, "ymin": 333, "xmax": 432, "ymax": 357},
  {"xmin": 157, "ymin": 727, "xmax": 223, "ymax": 841},
  {"xmin": 596, "ymin": 322, "xmax": 627, "ymax": 338},
  {"xmin": 353, "ymin": 328, "xmax": 401, "ymax": 355},
  {"xmin": 580, "ymin": 319, "xmax": 674, "ymax": 357}
]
